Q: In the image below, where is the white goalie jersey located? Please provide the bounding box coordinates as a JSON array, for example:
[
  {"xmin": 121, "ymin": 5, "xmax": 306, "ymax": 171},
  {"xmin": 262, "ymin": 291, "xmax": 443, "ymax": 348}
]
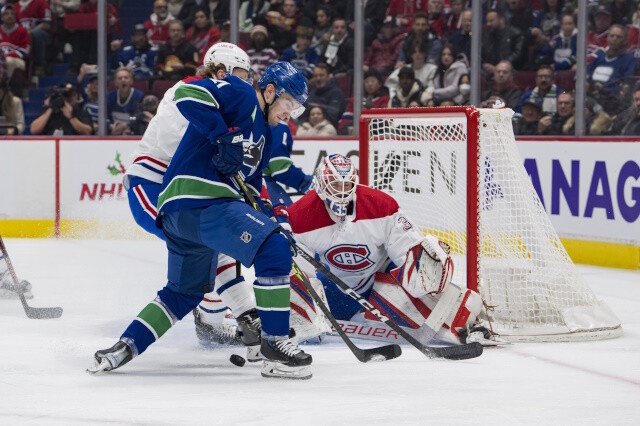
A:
[{"xmin": 287, "ymin": 185, "xmax": 424, "ymax": 294}]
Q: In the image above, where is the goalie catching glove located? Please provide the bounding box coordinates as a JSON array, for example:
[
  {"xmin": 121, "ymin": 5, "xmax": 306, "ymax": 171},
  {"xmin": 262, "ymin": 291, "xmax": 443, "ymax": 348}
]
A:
[{"xmin": 401, "ymin": 235, "xmax": 453, "ymax": 298}]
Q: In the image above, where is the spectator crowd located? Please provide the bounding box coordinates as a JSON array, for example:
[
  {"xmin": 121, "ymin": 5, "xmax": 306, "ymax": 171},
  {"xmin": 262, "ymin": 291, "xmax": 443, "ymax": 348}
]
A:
[{"xmin": 2, "ymin": 0, "xmax": 640, "ymax": 136}]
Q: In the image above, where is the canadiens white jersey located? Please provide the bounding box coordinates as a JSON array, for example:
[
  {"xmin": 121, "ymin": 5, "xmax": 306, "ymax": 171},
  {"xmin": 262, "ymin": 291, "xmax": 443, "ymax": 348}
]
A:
[
  {"xmin": 124, "ymin": 79, "xmax": 192, "ymax": 187},
  {"xmin": 288, "ymin": 186, "xmax": 423, "ymax": 294}
]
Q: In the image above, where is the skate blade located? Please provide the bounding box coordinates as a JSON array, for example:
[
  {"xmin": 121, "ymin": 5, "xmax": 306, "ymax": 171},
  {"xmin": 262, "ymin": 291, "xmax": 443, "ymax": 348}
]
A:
[
  {"xmin": 86, "ymin": 358, "xmax": 112, "ymax": 375},
  {"xmin": 466, "ymin": 333, "xmax": 511, "ymax": 347},
  {"xmin": 261, "ymin": 361, "xmax": 312, "ymax": 380},
  {"xmin": 246, "ymin": 345, "xmax": 262, "ymax": 363}
]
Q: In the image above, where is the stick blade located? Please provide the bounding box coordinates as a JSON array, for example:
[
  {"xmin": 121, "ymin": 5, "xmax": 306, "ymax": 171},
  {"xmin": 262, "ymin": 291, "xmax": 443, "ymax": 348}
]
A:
[
  {"xmin": 361, "ymin": 344, "xmax": 402, "ymax": 362},
  {"xmin": 26, "ymin": 306, "xmax": 63, "ymax": 319},
  {"xmin": 427, "ymin": 342, "xmax": 483, "ymax": 360}
]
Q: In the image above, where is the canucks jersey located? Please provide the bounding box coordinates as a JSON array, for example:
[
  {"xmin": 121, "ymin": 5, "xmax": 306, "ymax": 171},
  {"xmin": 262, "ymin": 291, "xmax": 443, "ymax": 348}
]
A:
[
  {"xmin": 157, "ymin": 76, "xmax": 270, "ymax": 214},
  {"xmin": 263, "ymin": 122, "xmax": 308, "ymax": 190},
  {"xmin": 287, "ymin": 186, "xmax": 423, "ymax": 295}
]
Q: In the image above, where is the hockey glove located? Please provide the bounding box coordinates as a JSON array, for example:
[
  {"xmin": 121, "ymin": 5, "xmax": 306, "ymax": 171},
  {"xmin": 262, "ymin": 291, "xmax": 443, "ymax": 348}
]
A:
[
  {"xmin": 273, "ymin": 204, "xmax": 296, "ymax": 254},
  {"xmin": 297, "ymin": 175, "xmax": 314, "ymax": 194},
  {"xmin": 212, "ymin": 127, "xmax": 244, "ymax": 178},
  {"xmin": 401, "ymin": 235, "xmax": 453, "ymax": 298}
]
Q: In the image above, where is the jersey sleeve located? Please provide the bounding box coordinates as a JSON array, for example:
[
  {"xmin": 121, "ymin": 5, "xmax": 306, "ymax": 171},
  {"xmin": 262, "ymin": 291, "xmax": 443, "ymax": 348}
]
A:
[
  {"xmin": 173, "ymin": 79, "xmax": 229, "ymax": 142},
  {"xmin": 384, "ymin": 209, "xmax": 424, "ymax": 267}
]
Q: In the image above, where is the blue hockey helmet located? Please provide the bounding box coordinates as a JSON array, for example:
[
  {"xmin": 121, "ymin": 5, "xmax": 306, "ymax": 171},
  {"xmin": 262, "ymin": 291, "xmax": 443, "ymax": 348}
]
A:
[{"xmin": 258, "ymin": 61, "xmax": 308, "ymax": 117}]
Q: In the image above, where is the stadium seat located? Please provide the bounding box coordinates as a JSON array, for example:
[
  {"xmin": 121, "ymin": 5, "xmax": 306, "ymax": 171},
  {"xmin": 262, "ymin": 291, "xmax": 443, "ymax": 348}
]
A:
[
  {"xmin": 513, "ymin": 71, "xmax": 537, "ymax": 91},
  {"xmin": 334, "ymin": 75, "xmax": 352, "ymax": 97},
  {"xmin": 238, "ymin": 32, "xmax": 251, "ymax": 50},
  {"xmin": 555, "ymin": 70, "xmax": 576, "ymax": 92},
  {"xmin": 151, "ymin": 79, "xmax": 177, "ymax": 97}
]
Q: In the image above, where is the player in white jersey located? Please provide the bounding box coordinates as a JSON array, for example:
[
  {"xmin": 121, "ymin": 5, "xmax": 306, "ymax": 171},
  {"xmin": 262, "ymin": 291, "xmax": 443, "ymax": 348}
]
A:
[
  {"xmin": 122, "ymin": 42, "xmax": 262, "ymax": 358},
  {"xmin": 279, "ymin": 154, "xmax": 489, "ymax": 345}
]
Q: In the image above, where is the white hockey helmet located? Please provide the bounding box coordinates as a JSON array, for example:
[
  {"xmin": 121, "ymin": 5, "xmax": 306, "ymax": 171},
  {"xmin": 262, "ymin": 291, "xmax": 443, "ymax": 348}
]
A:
[
  {"xmin": 203, "ymin": 42, "xmax": 251, "ymax": 77},
  {"xmin": 315, "ymin": 154, "xmax": 358, "ymax": 217}
]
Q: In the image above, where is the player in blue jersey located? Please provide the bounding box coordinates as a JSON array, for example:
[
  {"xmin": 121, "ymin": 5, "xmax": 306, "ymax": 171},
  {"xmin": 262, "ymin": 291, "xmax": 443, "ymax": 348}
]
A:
[
  {"xmin": 89, "ymin": 61, "xmax": 313, "ymax": 379},
  {"xmin": 122, "ymin": 43, "xmax": 264, "ymax": 362},
  {"xmin": 193, "ymin": 116, "xmax": 315, "ymax": 347},
  {"xmin": 262, "ymin": 121, "xmax": 314, "ymax": 206}
]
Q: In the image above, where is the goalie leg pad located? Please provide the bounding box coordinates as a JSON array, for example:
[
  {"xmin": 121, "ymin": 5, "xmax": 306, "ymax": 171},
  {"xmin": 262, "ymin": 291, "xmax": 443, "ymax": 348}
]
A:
[
  {"xmin": 365, "ymin": 278, "xmax": 432, "ymax": 329},
  {"xmin": 289, "ymin": 273, "xmax": 331, "ymax": 343},
  {"xmin": 401, "ymin": 235, "xmax": 453, "ymax": 298}
]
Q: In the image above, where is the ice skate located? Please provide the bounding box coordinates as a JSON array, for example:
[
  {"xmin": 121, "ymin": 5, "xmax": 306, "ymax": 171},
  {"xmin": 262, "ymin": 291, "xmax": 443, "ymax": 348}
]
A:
[
  {"xmin": 260, "ymin": 335, "xmax": 312, "ymax": 380},
  {"xmin": 193, "ymin": 308, "xmax": 240, "ymax": 345},
  {"xmin": 87, "ymin": 341, "xmax": 133, "ymax": 374},
  {"xmin": 0, "ymin": 269, "xmax": 33, "ymax": 299},
  {"xmin": 236, "ymin": 308, "xmax": 262, "ymax": 362},
  {"xmin": 458, "ymin": 325, "xmax": 510, "ymax": 347}
]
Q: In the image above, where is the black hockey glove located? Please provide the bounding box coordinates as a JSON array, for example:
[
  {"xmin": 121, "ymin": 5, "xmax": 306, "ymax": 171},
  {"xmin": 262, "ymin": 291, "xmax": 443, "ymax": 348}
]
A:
[{"xmin": 212, "ymin": 127, "xmax": 244, "ymax": 177}]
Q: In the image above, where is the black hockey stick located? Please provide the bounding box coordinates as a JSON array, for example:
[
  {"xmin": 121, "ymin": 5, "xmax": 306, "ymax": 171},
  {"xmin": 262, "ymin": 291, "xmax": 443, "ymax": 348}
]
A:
[
  {"xmin": 295, "ymin": 247, "xmax": 482, "ymax": 360},
  {"xmin": 0, "ymin": 236, "xmax": 63, "ymax": 319},
  {"xmin": 232, "ymin": 175, "xmax": 401, "ymax": 363}
]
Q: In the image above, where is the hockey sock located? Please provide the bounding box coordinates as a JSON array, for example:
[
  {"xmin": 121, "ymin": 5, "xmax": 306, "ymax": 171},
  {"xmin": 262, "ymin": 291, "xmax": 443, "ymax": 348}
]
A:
[
  {"xmin": 253, "ymin": 276, "xmax": 290, "ymax": 337},
  {"xmin": 213, "ymin": 259, "xmax": 256, "ymax": 316},
  {"xmin": 121, "ymin": 288, "xmax": 202, "ymax": 355},
  {"xmin": 253, "ymin": 233, "xmax": 292, "ymax": 337}
]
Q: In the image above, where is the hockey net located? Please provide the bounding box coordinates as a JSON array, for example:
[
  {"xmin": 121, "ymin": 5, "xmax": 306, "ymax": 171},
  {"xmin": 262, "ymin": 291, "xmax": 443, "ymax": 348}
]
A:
[{"xmin": 359, "ymin": 107, "xmax": 622, "ymax": 341}]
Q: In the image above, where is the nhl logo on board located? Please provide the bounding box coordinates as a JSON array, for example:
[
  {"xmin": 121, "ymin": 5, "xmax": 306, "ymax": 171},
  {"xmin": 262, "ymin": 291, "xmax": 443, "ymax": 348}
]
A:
[{"xmin": 240, "ymin": 231, "xmax": 252, "ymax": 243}]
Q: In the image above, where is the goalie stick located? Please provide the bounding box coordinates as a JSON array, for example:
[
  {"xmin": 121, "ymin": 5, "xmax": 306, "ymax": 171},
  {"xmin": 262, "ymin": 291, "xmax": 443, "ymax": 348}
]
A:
[
  {"xmin": 232, "ymin": 175, "xmax": 402, "ymax": 363},
  {"xmin": 295, "ymin": 248, "xmax": 483, "ymax": 361},
  {"xmin": 0, "ymin": 236, "xmax": 63, "ymax": 319}
]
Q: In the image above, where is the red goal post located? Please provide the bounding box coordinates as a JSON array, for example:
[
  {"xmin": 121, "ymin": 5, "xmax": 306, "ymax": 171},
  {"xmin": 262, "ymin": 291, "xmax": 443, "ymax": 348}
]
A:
[{"xmin": 359, "ymin": 107, "xmax": 622, "ymax": 341}]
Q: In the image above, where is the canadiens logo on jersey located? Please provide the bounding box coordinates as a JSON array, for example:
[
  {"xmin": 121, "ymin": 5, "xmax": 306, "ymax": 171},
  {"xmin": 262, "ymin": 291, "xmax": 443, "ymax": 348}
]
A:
[
  {"xmin": 242, "ymin": 132, "xmax": 265, "ymax": 176},
  {"xmin": 325, "ymin": 244, "xmax": 374, "ymax": 272}
]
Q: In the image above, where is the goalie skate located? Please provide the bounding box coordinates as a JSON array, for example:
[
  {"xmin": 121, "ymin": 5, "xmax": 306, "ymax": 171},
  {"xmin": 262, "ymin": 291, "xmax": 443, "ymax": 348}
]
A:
[
  {"xmin": 260, "ymin": 336, "xmax": 312, "ymax": 380},
  {"xmin": 87, "ymin": 341, "xmax": 133, "ymax": 374},
  {"xmin": 458, "ymin": 326, "xmax": 510, "ymax": 347}
]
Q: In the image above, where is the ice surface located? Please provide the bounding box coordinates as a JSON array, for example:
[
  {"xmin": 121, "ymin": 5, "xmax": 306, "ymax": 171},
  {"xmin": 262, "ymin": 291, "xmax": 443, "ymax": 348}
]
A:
[{"xmin": 1, "ymin": 239, "xmax": 639, "ymax": 425}]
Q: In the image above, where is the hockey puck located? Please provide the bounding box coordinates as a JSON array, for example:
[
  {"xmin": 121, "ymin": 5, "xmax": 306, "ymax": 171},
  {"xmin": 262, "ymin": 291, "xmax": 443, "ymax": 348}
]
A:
[{"xmin": 229, "ymin": 354, "xmax": 246, "ymax": 367}]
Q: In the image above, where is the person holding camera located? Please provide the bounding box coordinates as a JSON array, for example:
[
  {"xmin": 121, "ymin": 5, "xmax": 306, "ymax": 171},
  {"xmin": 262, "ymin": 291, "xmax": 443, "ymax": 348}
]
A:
[
  {"xmin": 29, "ymin": 84, "xmax": 93, "ymax": 136},
  {"xmin": 129, "ymin": 92, "xmax": 159, "ymax": 136}
]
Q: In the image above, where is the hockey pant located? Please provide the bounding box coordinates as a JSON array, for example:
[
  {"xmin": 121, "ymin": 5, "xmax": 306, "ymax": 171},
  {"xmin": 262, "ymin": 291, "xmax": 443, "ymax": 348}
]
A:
[{"xmin": 120, "ymin": 203, "xmax": 293, "ymax": 357}]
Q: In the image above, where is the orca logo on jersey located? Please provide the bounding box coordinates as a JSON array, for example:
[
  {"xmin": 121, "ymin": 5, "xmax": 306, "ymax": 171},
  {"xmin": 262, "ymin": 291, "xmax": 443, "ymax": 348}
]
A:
[
  {"xmin": 242, "ymin": 132, "xmax": 266, "ymax": 176},
  {"xmin": 325, "ymin": 245, "xmax": 374, "ymax": 272}
]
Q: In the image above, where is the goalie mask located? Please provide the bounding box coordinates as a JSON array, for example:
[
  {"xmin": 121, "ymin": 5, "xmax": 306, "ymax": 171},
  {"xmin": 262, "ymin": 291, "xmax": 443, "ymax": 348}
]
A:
[{"xmin": 315, "ymin": 154, "xmax": 358, "ymax": 217}]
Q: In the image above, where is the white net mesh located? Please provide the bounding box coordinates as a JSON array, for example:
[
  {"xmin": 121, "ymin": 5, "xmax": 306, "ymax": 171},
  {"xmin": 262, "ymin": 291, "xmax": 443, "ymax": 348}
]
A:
[{"xmin": 365, "ymin": 107, "xmax": 621, "ymax": 341}]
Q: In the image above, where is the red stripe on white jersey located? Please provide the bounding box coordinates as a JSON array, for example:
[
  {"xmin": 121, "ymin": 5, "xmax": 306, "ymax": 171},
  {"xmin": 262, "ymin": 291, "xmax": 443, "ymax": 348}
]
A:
[
  {"xmin": 133, "ymin": 155, "xmax": 169, "ymax": 172},
  {"xmin": 217, "ymin": 262, "xmax": 236, "ymax": 275}
]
